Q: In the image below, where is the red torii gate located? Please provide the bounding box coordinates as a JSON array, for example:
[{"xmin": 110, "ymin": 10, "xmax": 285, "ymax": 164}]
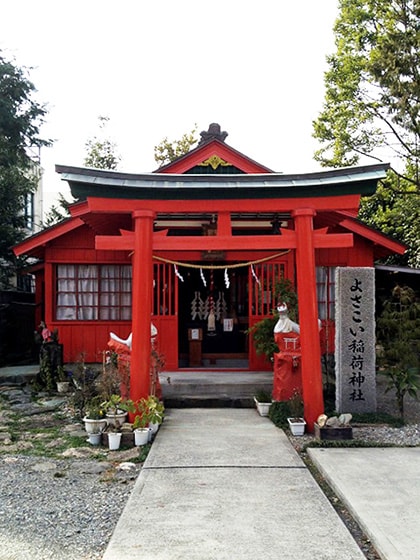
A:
[{"xmin": 92, "ymin": 197, "xmax": 355, "ymax": 431}]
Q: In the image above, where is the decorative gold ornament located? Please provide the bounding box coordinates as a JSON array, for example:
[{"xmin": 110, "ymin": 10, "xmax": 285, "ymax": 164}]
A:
[{"xmin": 199, "ymin": 154, "xmax": 230, "ymax": 170}]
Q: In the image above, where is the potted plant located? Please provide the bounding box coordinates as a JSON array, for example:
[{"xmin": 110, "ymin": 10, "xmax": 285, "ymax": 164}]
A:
[
  {"xmin": 101, "ymin": 395, "xmax": 136, "ymax": 450},
  {"xmin": 287, "ymin": 388, "xmax": 306, "ymax": 436},
  {"xmin": 83, "ymin": 396, "xmax": 107, "ymax": 434},
  {"xmin": 87, "ymin": 431, "xmax": 102, "ymax": 446},
  {"xmin": 56, "ymin": 366, "xmax": 72, "ymax": 393},
  {"xmin": 132, "ymin": 401, "xmax": 151, "ymax": 446},
  {"xmin": 106, "ymin": 427, "xmax": 123, "ymax": 450},
  {"xmin": 102, "ymin": 394, "xmax": 135, "ymax": 428},
  {"xmin": 253, "ymin": 389, "xmax": 273, "ymax": 417},
  {"xmin": 146, "ymin": 395, "xmax": 165, "ymax": 437}
]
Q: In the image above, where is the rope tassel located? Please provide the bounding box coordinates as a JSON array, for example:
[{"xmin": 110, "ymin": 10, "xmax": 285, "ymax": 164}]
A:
[
  {"xmin": 251, "ymin": 264, "xmax": 261, "ymax": 286},
  {"xmin": 200, "ymin": 268, "xmax": 207, "ymax": 287},
  {"xmin": 224, "ymin": 268, "xmax": 230, "ymax": 288},
  {"xmin": 174, "ymin": 264, "xmax": 184, "ymax": 282}
]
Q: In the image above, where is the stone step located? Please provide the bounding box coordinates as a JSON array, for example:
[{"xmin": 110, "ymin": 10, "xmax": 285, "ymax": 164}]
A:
[{"xmin": 159, "ymin": 371, "xmax": 273, "ymax": 408}]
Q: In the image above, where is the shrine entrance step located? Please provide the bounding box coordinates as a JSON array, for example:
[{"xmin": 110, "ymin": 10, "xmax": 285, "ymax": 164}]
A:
[{"xmin": 159, "ymin": 370, "xmax": 273, "ymax": 408}]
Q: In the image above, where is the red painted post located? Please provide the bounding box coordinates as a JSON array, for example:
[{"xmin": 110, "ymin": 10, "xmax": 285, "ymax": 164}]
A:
[
  {"xmin": 130, "ymin": 210, "xmax": 155, "ymax": 403},
  {"xmin": 292, "ymin": 208, "xmax": 324, "ymax": 431}
]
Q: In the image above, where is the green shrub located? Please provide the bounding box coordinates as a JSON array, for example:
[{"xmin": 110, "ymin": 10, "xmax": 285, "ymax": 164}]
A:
[{"xmin": 268, "ymin": 401, "xmax": 291, "ymax": 429}]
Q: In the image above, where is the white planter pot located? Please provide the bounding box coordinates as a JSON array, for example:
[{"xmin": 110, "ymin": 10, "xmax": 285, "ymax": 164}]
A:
[
  {"xmin": 83, "ymin": 417, "xmax": 107, "ymax": 434},
  {"xmin": 134, "ymin": 428, "xmax": 149, "ymax": 446},
  {"xmin": 106, "ymin": 411, "xmax": 127, "ymax": 428},
  {"xmin": 57, "ymin": 381, "xmax": 71, "ymax": 393},
  {"xmin": 287, "ymin": 417, "xmax": 306, "ymax": 436},
  {"xmin": 107, "ymin": 432, "xmax": 122, "ymax": 450},
  {"xmin": 149, "ymin": 421, "xmax": 160, "ymax": 435},
  {"xmin": 88, "ymin": 432, "xmax": 102, "ymax": 446},
  {"xmin": 254, "ymin": 397, "xmax": 272, "ymax": 417}
]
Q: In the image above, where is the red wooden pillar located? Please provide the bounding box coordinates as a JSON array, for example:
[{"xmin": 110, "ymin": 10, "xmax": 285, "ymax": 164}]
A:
[
  {"xmin": 292, "ymin": 208, "xmax": 324, "ymax": 431},
  {"xmin": 130, "ymin": 209, "xmax": 155, "ymax": 402}
]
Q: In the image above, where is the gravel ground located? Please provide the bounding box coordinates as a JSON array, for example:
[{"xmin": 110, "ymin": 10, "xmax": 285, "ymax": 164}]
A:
[
  {"xmin": 0, "ymin": 373, "xmax": 419, "ymax": 560},
  {"xmin": 0, "ymin": 455, "xmax": 139, "ymax": 560}
]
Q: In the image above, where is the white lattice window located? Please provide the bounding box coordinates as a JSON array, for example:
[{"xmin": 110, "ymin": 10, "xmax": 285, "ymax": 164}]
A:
[
  {"xmin": 56, "ymin": 264, "xmax": 132, "ymax": 321},
  {"xmin": 316, "ymin": 266, "xmax": 336, "ymax": 321}
]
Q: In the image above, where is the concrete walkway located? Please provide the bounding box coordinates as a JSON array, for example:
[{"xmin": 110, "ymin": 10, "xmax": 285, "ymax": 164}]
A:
[
  {"xmin": 102, "ymin": 409, "xmax": 366, "ymax": 560},
  {"xmin": 309, "ymin": 447, "xmax": 420, "ymax": 560}
]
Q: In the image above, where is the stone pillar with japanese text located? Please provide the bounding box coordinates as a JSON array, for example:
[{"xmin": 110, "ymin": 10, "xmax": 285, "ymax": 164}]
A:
[{"xmin": 335, "ymin": 267, "xmax": 377, "ymax": 413}]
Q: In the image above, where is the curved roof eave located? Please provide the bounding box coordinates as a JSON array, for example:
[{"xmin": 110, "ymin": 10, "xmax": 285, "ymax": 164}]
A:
[{"xmin": 55, "ymin": 163, "xmax": 390, "ymax": 200}]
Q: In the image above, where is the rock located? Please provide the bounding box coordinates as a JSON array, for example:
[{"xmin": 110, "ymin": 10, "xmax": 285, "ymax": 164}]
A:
[
  {"xmin": 62, "ymin": 447, "xmax": 100, "ymax": 458},
  {"xmin": 108, "ymin": 447, "xmax": 140, "ymax": 461},
  {"xmin": 68, "ymin": 429, "xmax": 87, "ymax": 438},
  {"xmin": 74, "ymin": 461, "xmax": 111, "ymax": 475},
  {"xmin": 338, "ymin": 413, "xmax": 352, "ymax": 426},
  {"xmin": 325, "ymin": 416, "xmax": 340, "ymax": 427},
  {"xmin": 46, "ymin": 438, "xmax": 67, "ymax": 448},
  {"xmin": 117, "ymin": 462, "xmax": 137, "ymax": 471},
  {"xmin": 0, "ymin": 433, "xmax": 12, "ymax": 444},
  {"xmin": 317, "ymin": 414, "xmax": 328, "ymax": 428},
  {"xmin": 30, "ymin": 461, "xmax": 58, "ymax": 472}
]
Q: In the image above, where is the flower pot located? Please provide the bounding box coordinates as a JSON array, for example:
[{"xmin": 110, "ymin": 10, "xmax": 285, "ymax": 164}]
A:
[
  {"xmin": 149, "ymin": 421, "xmax": 160, "ymax": 435},
  {"xmin": 134, "ymin": 428, "xmax": 149, "ymax": 446},
  {"xmin": 107, "ymin": 432, "xmax": 122, "ymax": 450},
  {"xmin": 287, "ymin": 417, "xmax": 306, "ymax": 436},
  {"xmin": 88, "ymin": 432, "xmax": 102, "ymax": 446},
  {"xmin": 83, "ymin": 417, "xmax": 107, "ymax": 434},
  {"xmin": 106, "ymin": 411, "xmax": 127, "ymax": 428},
  {"xmin": 56, "ymin": 381, "xmax": 71, "ymax": 393},
  {"xmin": 254, "ymin": 397, "xmax": 272, "ymax": 417}
]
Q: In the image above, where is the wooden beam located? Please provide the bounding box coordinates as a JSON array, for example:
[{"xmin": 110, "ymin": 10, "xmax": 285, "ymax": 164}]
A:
[
  {"xmin": 87, "ymin": 195, "xmax": 362, "ymax": 214},
  {"xmin": 95, "ymin": 231, "xmax": 353, "ymax": 252}
]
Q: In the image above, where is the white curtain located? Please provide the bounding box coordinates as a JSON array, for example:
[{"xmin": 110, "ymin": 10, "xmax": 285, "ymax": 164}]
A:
[
  {"xmin": 77, "ymin": 265, "xmax": 98, "ymax": 320},
  {"xmin": 56, "ymin": 265, "xmax": 77, "ymax": 320},
  {"xmin": 56, "ymin": 264, "xmax": 132, "ymax": 321},
  {"xmin": 316, "ymin": 266, "xmax": 336, "ymax": 320}
]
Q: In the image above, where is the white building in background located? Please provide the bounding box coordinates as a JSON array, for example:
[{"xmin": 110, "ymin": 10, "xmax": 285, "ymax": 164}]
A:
[{"xmin": 25, "ymin": 147, "xmax": 44, "ymax": 235}]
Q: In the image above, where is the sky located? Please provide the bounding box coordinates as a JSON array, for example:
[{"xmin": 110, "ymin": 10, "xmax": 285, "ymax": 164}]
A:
[{"xmin": 0, "ymin": 0, "xmax": 339, "ymax": 214}]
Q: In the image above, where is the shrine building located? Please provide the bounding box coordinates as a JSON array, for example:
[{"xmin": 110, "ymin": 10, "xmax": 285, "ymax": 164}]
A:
[{"xmin": 13, "ymin": 124, "xmax": 406, "ymax": 428}]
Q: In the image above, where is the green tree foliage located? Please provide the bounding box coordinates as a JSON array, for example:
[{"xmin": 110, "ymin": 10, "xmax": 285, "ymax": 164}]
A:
[
  {"xmin": 0, "ymin": 51, "xmax": 50, "ymax": 288},
  {"xmin": 358, "ymin": 172, "xmax": 420, "ymax": 266},
  {"xmin": 377, "ymin": 285, "xmax": 420, "ymax": 419},
  {"xmin": 44, "ymin": 192, "xmax": 74, "ymax": 227},
  {"xmin": 84, "ymin": 115, "xmax": 121, "ymax": 170},
  {"xmin": 313, "ymin": 0, "xmax": 420, "ymax": 266},
  {"xmin": 154, "ymin": 125, "xmax": 198, "ymax": 166}
]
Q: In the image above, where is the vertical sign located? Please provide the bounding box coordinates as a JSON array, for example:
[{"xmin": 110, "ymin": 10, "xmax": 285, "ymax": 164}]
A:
[{"xmin": 335, "ymin": 267, "xmax": 377, "ymax": 413}]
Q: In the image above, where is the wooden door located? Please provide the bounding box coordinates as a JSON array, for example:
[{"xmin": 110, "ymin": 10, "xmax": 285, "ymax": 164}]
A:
[
  {"xmin": 152, "ymin": 262, "xmax": 178, "ymax": 370},
  {"xmin": 248, "ymin": 257, "xmax": 293, "ymax": 370}
]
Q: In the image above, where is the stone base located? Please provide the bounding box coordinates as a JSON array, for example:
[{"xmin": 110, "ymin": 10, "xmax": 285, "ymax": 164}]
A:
[{"xmin": 102, "ymin": 431, "xmax": 134, "ymax": 447}]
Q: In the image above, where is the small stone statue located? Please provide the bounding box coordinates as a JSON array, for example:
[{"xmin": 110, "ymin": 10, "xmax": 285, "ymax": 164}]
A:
[{"xmin": 273, "ymin": 303, "xmax": 300, "ymax": 334}]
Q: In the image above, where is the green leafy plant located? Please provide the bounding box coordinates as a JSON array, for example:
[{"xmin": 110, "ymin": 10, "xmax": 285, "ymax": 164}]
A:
[
  {"xmin": 247, "ymin": 278, "xmax": 298, "ymax": 361},
  {"xmin": 376, "ymin": 285, "xmax": 420, "ymax": 419},
  {"xmin": 132, "ymin": 397, "xmax": 152, "ymax": 429},
  {"xmin": 288, "ymin": 388, "xmax": 304, "ymax": 419},
  {"xmin": 380, "ymin": 367, "xmax": 420, "ymax": 420},
  {"xmin": 268, "ymin": 401, "xmax": 291, "ymax": 429},
  {"xmin": 147, "ymin": 395, "xmax": 165, "ymax": 425},
  {"xmin": 101, "ymin": 394, "xmax": 135, "ymax": 415},
  {"xmin": 254, "ymin": 389, "xmax": 272, "ymax": 403},
  {"xmin": 84, "ymin": 396, "xmax": 105, "ymax": 420}
]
